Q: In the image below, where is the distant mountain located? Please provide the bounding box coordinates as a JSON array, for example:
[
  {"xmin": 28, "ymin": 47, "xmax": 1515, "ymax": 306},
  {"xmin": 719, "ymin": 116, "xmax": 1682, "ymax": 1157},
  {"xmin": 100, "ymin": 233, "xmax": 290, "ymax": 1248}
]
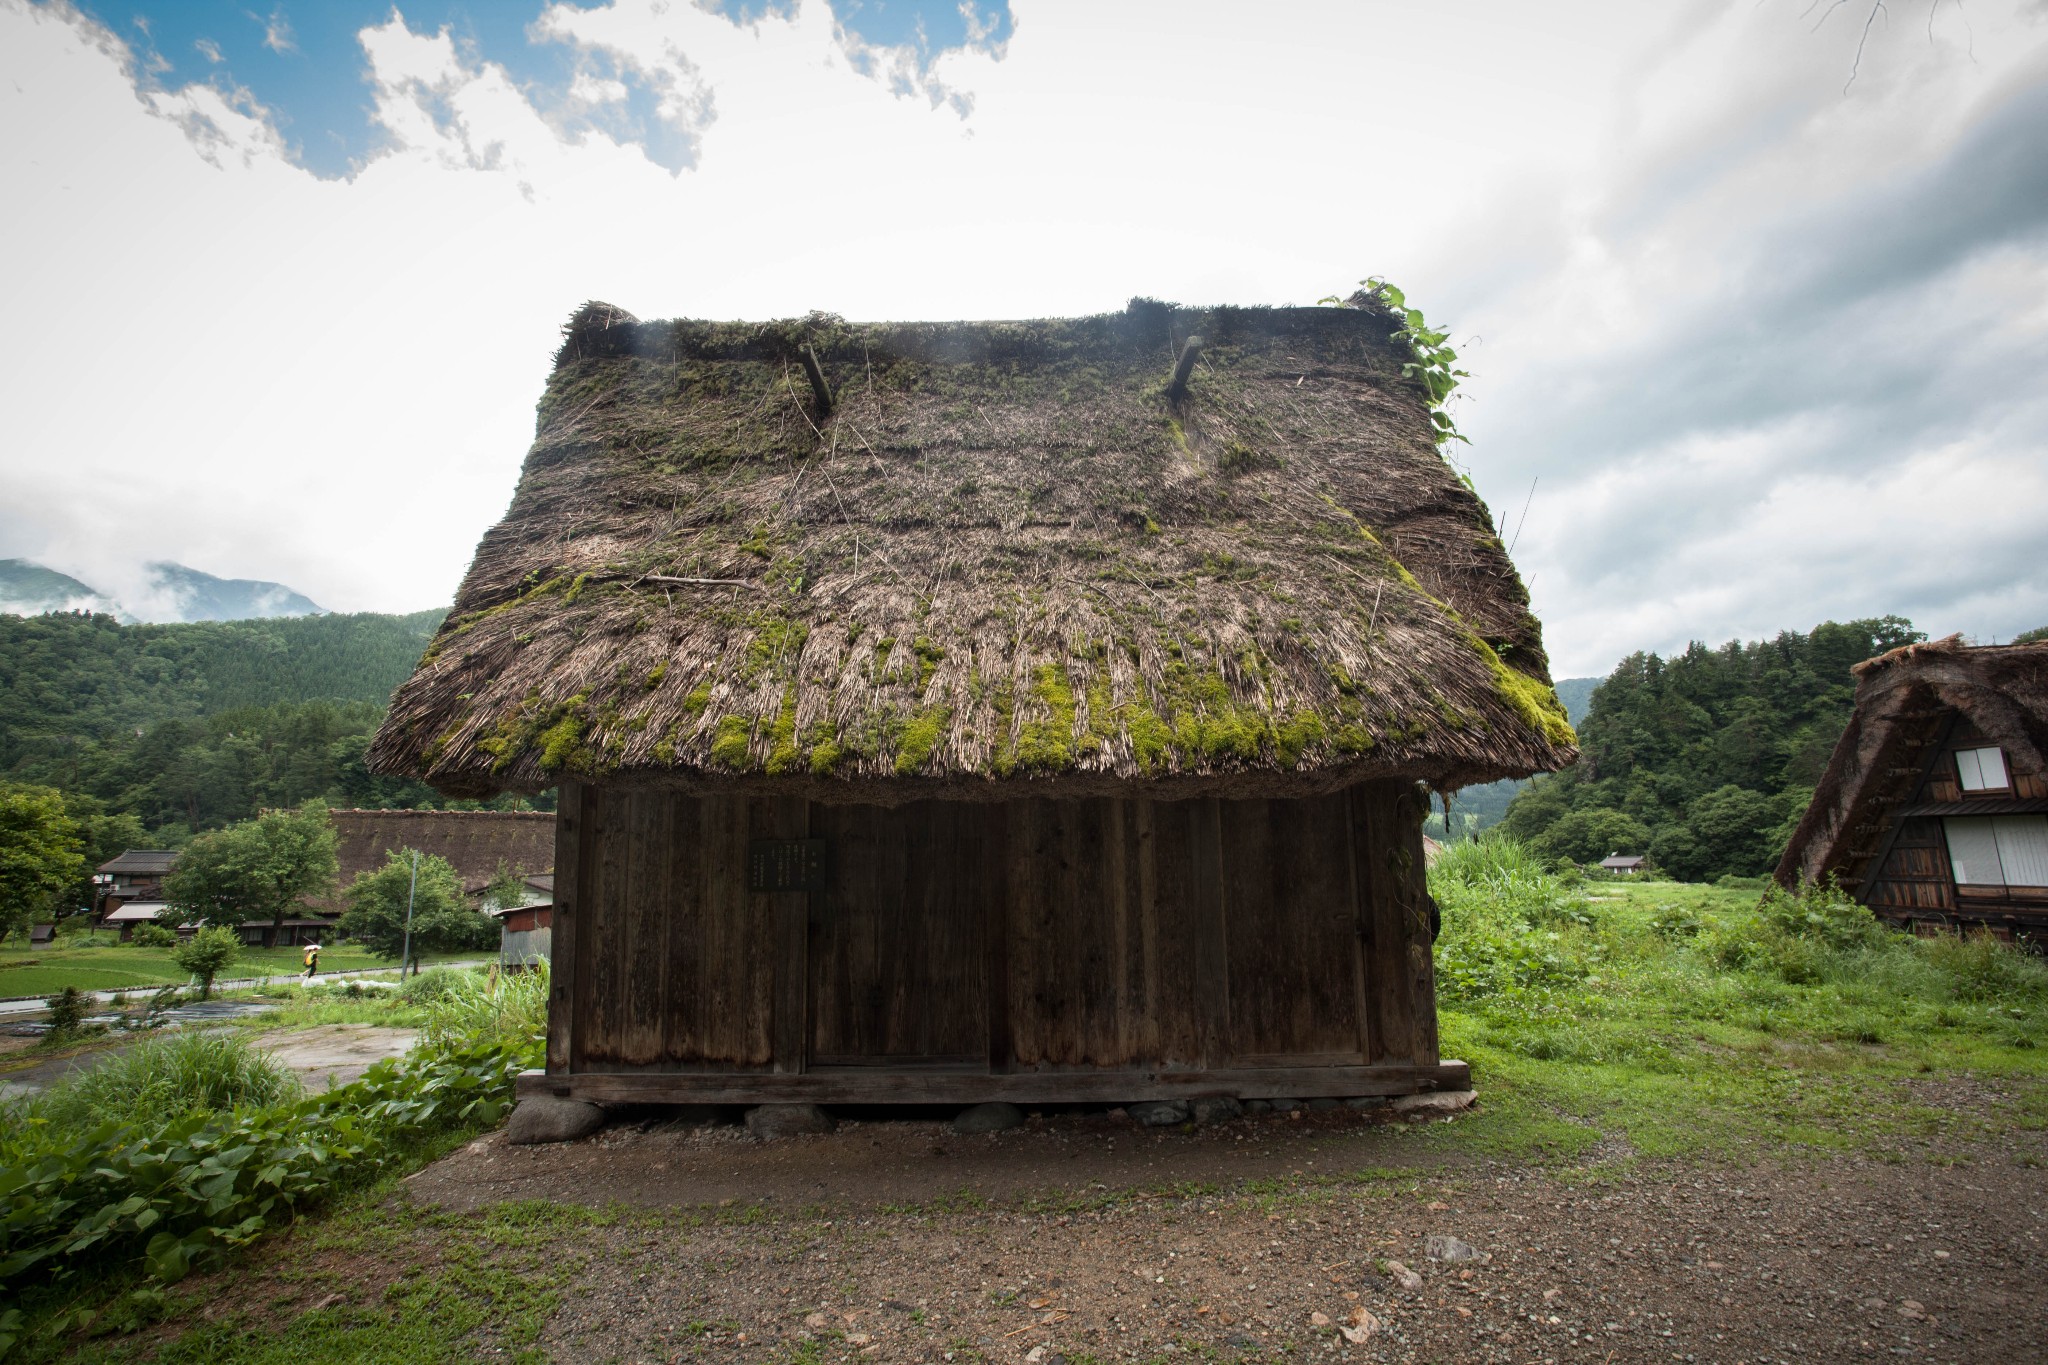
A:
[
  {"xmin": 0, "ymin": 559, "xmax": 120, "ymax": 617},
  {"xmin": 1554, "ymin": 676, "xmax": 1598, "ymax": 727},
  {"xmin": 0, "ymin": 558, "xmax": 325, "ymax": 622},
  {"xmin": 145, "ymin": 561, "xmax": 324, "ymax": 621}
]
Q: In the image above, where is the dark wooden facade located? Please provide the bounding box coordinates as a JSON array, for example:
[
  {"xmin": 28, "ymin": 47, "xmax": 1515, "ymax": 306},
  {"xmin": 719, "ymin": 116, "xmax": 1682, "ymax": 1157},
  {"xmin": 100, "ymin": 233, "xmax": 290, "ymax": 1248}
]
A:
[
  {"xmin": 1858, "ymin": 715, "xmax": 2048, "ymax": 938},
  {"xmin": 521, "ymin": 779, "xmax": 1468, "ymax": 1105}
]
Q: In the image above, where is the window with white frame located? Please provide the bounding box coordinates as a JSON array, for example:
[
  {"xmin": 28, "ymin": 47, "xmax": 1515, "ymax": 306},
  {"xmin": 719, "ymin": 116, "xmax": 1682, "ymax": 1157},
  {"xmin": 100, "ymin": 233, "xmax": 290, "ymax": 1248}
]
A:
[
  {"xmin": 1954, "ymin": 746, "xmax": 2010, "ymax": 792},
  {"xmin": 1943, "ymin": 815, "xmax": 2048, "ymax": 887}
]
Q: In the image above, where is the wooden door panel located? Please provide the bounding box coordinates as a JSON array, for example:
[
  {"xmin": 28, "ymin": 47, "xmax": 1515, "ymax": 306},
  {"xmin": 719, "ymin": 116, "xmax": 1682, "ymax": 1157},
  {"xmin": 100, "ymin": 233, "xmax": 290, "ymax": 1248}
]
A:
[
  {"xmin": 1220, "ymin": 793, "xmax": 1365, "ymax": 1061},
  {"xmin": 809, "ymin": 801, "xmax": 989, "ymax": 1063}
]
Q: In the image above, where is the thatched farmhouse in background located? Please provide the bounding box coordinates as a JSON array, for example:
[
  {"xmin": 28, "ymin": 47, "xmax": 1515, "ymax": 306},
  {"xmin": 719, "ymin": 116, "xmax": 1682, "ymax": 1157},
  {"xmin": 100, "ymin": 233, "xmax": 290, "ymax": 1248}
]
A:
[
  {"xmin": 1777, "ymin": 637, "xmax": 2048, "ymax": 940},
  {"xmin": 369, "ymin": 296, "xmax": 1577, "ymax": 1112}
]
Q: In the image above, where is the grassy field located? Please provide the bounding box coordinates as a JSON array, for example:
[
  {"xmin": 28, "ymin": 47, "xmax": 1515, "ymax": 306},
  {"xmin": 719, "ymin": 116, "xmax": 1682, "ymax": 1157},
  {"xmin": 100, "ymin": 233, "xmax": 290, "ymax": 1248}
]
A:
[
  {"xmin": 1422, "ymin": 846, "xmax": 2048, "ymax": 1164},
  {"xmin": 0, "ymin": 943, "xmax": 442, "ymax": 997}
]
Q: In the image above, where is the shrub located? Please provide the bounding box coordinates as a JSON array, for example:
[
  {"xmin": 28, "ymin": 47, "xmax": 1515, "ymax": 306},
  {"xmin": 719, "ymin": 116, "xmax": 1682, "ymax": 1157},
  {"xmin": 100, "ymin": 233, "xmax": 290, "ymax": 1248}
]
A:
[
  {"xmin": 44, "ymin": 987, "xmax": 88, "ymax": 1035},
  {"xmin": 10, "ymin": 1031, "xmax": 300, "ymax": 1137},
  {"xmin": 130, "ymin": 922, "xmax": 179, "ymax": 949},
  {"xmin": 170, "ymin": 925, "xmax": 241, "ymax": 1000},
  {"xmin": 399, "ymin": 965, "xmax": 474, "ymax": 1005}
]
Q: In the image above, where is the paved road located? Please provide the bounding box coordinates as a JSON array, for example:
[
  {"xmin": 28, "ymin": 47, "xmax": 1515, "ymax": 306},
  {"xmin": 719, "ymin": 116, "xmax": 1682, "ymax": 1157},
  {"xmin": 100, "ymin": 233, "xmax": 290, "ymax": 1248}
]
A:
[{"xmin": 0, "ymin": 960, "xmax": 492, "ymax": 1020}]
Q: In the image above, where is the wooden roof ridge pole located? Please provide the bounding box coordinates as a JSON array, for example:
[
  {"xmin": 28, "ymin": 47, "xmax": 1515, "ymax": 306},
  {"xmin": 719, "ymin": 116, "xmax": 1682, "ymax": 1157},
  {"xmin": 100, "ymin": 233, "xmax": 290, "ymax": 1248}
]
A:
[
  {"xmin": 1167, "ymin": 334, "xmax": 1204, "ymax": 404},
  {"xmin": 801, "ymin": 343, "xmax": 834, "ymax": 416}
]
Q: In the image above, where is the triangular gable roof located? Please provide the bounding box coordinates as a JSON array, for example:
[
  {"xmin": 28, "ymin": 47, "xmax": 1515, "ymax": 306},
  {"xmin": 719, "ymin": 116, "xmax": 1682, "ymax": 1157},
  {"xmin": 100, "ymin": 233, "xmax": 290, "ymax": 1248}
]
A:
[
  {"xmin": 1775, "ymin": 636, "xmax": 2048, "ymax": 889},
  {"xmin": 370, "ymin": 298, "xmax": 1576, "ymax": 802}
]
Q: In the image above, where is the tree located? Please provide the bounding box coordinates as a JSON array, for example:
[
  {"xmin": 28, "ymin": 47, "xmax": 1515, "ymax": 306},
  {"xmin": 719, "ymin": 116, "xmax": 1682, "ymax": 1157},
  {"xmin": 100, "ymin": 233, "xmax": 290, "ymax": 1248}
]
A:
[
  {"xmin": 1687, "ymin": 785, "xmax": 1782, "ymax": 879},
  {"xmin": 337, "ymin": 848, "xmax": 498, "ymax": 966},
  {"xmin": 1536, "ymin": 807, "xmax": 1651, "ymax": 867},
  {"xmin": 0, "ymin": 783, "xmax": 85, "ymax": 940},
  {"xmin": 171, "ymin": 925, "xmax": 241, "ymax": 1001},
  {"xmin": 163, "ymin": 803, "xmax": 337, "ymax": 943},
  {"xmin": 2014, "ymin": 626, "xmax": 2048, "ymax": 645}
]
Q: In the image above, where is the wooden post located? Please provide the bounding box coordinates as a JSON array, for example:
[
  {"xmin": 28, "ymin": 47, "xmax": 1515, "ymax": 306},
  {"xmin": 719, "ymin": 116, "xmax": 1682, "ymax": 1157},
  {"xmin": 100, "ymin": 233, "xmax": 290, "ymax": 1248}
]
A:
[
  {"xmin": 801, "ymin": 344, "xmax": 833, "ymax": 416},
  {"xmin": 1166, "ymin": 335, "xmax": 1203, "ymax": 403}
]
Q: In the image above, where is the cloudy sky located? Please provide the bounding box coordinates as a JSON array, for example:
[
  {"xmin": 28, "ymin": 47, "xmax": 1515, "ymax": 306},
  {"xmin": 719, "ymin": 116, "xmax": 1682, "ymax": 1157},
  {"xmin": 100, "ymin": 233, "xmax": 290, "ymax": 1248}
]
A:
[{"xmin": 2, "ymin": 0, "xmax": 2043, "ymax": 675}]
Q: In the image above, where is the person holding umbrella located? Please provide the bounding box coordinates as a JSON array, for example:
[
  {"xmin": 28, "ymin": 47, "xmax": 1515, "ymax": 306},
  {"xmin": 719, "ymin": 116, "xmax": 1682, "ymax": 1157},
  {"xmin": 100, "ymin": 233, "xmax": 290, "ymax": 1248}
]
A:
[{"xmin": 302, "ymin": 941, "xmax": 322, "ymax": 979}]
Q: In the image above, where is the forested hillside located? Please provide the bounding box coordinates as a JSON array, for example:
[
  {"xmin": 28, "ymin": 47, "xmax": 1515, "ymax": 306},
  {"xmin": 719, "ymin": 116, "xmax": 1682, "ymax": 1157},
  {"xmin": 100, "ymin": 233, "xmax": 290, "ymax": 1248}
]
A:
[
  {"xmin": 0, "ymin": 610, "xmax": 443, "ymax": 773},
  {"xmin": 0, "ymin": 610, "xmax": 514, "ymax": 844},
  {"xmin": 1501, "ymin": 617, "xmax": 1926, "ymax": 880}
]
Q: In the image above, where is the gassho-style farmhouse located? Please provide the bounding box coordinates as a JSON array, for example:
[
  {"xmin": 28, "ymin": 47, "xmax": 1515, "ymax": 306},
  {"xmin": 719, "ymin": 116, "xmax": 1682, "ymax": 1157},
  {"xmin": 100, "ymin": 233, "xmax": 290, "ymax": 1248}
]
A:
[
  {"xmin": 368, "ymin": 296, "xmax": 1578, "ymax": 1114},
  {"xmin": 1777, "ymin": 636, "xmax": 2048, "ymax": 940}
]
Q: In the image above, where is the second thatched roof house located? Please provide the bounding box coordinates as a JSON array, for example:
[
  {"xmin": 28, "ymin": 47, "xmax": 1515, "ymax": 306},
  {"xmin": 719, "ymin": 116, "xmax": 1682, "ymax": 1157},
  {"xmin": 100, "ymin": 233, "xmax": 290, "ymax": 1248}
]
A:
[
  {"xmin": 370, "ymin": 296, "xmax": 1575, "ymax": 1111},
  {"xmin": 1776, "ymin": 636, "xmax": 2048, "ymax": 940}
]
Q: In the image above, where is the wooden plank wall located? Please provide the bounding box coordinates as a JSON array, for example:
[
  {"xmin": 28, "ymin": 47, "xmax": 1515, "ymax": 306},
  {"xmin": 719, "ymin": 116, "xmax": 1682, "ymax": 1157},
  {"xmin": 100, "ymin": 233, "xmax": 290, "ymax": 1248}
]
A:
[{"xmin": 557, "ymin": 781, "xmax": 1439, "ymax": 1076}]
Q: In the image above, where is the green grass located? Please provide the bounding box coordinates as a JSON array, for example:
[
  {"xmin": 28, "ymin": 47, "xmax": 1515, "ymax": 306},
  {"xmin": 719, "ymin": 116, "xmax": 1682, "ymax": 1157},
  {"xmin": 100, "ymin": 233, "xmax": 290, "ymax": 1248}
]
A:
[
  {"xmin": 4, "ymin": 1032, "xmax": 302, "ymax": 1140},
  {"xmin": 1424, "ymin": 844, "xmax": 2048, "ymax": 1163},
  {"xmin": 0, "ymin": 944, "xmax": 475, "ymax": 998}
]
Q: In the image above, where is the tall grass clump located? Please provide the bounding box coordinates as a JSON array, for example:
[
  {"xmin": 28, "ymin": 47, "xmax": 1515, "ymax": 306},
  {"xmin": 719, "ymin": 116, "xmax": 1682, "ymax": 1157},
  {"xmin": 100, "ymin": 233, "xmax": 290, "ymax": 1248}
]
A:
[
  {"xmin": 416, "ymin": 961, "xmax": 549, "ymax": 1060},
  {"xmin": 1430, "ymin": 835, "xmax": 1594, "ymax": 1007},
  {"xmin": 6, "ymin": 1031, "xmax": 300, "ymax": 1144}
]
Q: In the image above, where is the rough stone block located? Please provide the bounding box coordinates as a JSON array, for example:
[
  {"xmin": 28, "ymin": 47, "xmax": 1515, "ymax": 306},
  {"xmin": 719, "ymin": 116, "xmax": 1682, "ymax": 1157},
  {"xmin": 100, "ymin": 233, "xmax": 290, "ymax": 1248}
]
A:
[
  {"xmin": 1127, "ymin": 1099, "xmax": 1192, "ymax": 1127},
  {"xmin": 506, "ymin": 1094, "xmax": 607, "ymax": 1145},
  {"xmin": 953, "ymin": 1101, "xmax": 1025, "ymax": 1134},
  {"xmin": 1189, "ymin": 1096, "xmax": 1244, "ymax": 1126},
  {"xmin": 1390, "ymin": 1089, "xmax": 1477, "ymax": 1118},
  {"xmin": 745, "ymin": 1102, "xmax": 836, "ymax": 1138}
]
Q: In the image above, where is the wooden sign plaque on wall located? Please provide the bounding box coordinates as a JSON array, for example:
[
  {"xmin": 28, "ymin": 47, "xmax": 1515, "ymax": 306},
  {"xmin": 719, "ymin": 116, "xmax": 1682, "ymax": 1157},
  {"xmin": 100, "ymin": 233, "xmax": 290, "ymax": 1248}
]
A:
[{"xmin": 748, "ymin": 839, "xmax": 831, "ymax": 893}]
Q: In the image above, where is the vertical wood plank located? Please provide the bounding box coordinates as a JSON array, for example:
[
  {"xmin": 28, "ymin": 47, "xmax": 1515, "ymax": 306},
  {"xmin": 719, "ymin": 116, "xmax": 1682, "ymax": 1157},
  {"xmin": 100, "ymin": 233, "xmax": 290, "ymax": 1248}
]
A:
[
  {"xmin": 615, "ymin": 790, "xmax": 669, "ymax": 1067},
  {"xmin": 1190, "ymin": 796, "xmax": 1229, "ymax": 1066},
  {"xmin": 1394, "ymin": 784, "xmax": 1440, "ymax": 1066},
  {"xmin": 546, "ymin": 781, "xmax": 583, "ymax": 1074},
  {"xmin": 579, "ymin": 785, "xmax": 635, "ymax": 1069},
  {"xmin": 984, "ymin": 800, "xmax": 1011, "ymax": 1073},
  {"xmin": 1357, "ymin": 783, "xmax": 1416, "ymax": 1065},
  {"xmin": 764, "ymin": 798, "xmax": 810, "ymax": 1073}
]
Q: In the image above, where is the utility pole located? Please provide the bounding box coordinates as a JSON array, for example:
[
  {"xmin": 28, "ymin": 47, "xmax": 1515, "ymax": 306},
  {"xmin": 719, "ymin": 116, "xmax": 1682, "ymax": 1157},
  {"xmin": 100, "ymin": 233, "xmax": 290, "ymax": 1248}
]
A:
[{"xmin": 399, "ymin": 848, "xmax": 420, "ymax": 977}]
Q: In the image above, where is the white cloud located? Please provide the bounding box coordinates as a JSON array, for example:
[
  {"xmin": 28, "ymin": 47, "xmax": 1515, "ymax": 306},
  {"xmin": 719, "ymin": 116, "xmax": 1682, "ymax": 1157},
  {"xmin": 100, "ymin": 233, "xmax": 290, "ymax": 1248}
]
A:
[{"xmin": 0, "ymin": 0, "xmax": 2042, "ymax": 670}]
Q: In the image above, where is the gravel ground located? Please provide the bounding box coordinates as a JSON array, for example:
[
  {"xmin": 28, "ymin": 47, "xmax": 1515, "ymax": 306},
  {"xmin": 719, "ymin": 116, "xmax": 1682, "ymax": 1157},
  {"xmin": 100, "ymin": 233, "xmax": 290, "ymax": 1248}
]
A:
[{"xmin": 402, "ymin": 1099, "xmax": 2048, "ymax": 1364}]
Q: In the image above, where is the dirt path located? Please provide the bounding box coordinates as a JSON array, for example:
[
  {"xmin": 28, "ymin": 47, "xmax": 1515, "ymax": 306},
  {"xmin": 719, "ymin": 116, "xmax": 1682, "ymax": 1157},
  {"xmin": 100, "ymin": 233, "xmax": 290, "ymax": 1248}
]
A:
[{"xmin": 405, "ymin": 1104, "xmax": 2048, "ymax": 1363}]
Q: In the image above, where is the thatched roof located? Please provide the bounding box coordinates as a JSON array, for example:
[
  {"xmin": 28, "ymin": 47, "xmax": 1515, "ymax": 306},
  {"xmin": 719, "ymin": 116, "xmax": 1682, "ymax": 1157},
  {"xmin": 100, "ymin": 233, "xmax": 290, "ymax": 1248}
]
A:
[
  {"xmin": 370, "ymin": 298, "xmax": 1576, "ymax": 802},
  {"xmin": 327, "ymin": 809, "xmax": 554, "ymax": 901},
  {"xmin": 1775, "ymin": 636, "xmax": 2048, "ymax": 889}
]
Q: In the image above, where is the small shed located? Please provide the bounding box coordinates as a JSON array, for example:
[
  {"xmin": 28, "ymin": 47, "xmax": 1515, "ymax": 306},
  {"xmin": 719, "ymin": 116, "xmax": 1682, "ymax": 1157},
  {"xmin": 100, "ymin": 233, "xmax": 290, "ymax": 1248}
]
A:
[
  {"xmin": 369, "ymin": 298, "xmax": 1576, "ymax": 1108},
  {"xmin": 1599, "ymin": 854, "xmax": 1647, "ymax": 875},
  {"xmin": 488, "ymin": 873, "xmax": 555, "ymax": 968},
  {"xmin": 1776, "ymin": 636, "xmax": 2048, "ymax": 939}
]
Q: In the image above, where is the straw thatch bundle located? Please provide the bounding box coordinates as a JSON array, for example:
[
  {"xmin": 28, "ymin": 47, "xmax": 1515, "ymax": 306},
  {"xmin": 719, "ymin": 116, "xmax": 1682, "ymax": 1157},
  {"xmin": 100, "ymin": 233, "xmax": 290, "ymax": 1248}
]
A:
[{"xmin": 370, "ymin": 298, "xmax": 1576, "ymax": 801}]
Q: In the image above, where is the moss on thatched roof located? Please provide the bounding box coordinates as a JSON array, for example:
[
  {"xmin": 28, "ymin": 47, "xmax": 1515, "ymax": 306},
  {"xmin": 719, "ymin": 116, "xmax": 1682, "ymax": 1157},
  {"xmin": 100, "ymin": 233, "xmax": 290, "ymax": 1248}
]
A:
[{"xmin": 369, "ymin": 297, "xmax": 1576, "ymax": 801}]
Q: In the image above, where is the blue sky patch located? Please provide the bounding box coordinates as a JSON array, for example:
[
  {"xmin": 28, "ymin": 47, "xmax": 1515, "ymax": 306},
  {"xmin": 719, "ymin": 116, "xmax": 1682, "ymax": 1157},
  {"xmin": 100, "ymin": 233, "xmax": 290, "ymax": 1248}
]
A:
[{"xmin": 70, "ymin": 0, "xmax": 1011, "ymax": 178}]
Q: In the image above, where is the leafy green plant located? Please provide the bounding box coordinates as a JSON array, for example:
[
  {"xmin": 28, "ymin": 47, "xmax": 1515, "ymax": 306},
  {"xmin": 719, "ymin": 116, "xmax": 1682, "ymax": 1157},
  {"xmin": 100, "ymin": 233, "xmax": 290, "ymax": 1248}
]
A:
[
  {"xmin": 0, "ymin": 1038, "xmax": 525, "ymax": 1306},
  {"xmin": 1323, "ymin": 277, "xmax": 1469, "ymax": 447},
  {"xmin": 7, "ymin": 1031, "xmax": 300, "ymax": 1140}
]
